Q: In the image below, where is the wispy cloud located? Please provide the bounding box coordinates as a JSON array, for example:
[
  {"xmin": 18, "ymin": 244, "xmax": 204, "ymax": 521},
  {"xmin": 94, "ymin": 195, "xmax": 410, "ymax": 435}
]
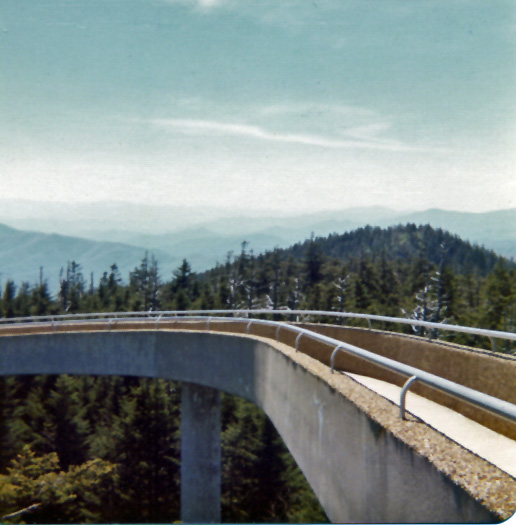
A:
[
  {"xmin": 150, "ymin": 117, "xmax": 443, "ymax": 153},
  {"xmin": 197, "ymin": 0, "xmax": 223, "ymax": 8},
  {"xmin": 158, "ymin": 0, "xmax": 227, "ymax": 10},
  {"xmin": 258, "ymin": 103, "xmax": 374, "ymax": 119},
  {"xmin": 157, "ymin": 0, "xmax": 345, "ymax": 22}
]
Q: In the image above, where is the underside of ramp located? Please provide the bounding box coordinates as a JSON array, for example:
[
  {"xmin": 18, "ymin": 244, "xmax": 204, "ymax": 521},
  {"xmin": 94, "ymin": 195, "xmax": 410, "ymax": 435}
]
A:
[{"xmin": 0, "ymin": 327, "xmax": 514, "ymax": 522}]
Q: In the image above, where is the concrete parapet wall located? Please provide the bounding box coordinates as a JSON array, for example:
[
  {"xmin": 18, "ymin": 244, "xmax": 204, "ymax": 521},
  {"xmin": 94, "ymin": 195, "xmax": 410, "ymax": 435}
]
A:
[{"xmin": 294, "ymin": 323, "xmax": 516, "ymax": 440}]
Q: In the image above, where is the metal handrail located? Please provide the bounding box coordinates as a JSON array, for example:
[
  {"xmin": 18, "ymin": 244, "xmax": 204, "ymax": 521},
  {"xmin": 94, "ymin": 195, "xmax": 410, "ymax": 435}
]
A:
[
  {"xmin": 1, "ymin": 309, "xmax": 515, "ymax": 343},
  {"xmin": 1, "ymin": 313, "xmax": 515, "ymax": 424}
]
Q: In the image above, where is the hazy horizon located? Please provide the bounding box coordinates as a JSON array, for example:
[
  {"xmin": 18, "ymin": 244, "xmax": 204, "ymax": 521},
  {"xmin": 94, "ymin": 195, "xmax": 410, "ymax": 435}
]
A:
[
  {"xmin": 2, "ymin": 197, "xmax": 516, "ymax": 214},
  {"xmin": 2, "ymin": 1, "xmax": 515, "ymax": 216},
  {"xmin": 1, "ymin": 199, "xmax": 515, "ymax": 239}
]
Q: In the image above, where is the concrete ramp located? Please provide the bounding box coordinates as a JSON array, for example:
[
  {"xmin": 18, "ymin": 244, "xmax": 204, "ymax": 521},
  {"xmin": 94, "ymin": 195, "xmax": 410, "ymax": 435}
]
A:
[{"xmin": 0, "ymin": 326, "xmax": 514, "ymax": 522}]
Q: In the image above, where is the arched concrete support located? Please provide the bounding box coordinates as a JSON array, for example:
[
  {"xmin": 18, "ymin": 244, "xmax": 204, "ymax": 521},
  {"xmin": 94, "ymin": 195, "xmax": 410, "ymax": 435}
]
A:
[{"xmin": 0, "ymin": 330, "xmax": 504, "ymax": 523}]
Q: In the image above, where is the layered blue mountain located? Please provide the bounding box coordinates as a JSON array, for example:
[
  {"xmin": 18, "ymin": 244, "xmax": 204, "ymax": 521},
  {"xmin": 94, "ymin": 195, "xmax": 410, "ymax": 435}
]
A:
[
  {"xmin": 0, "ymin": 224, "xmax": 178, "ymax": 294},
  {"xmin": 0, "ymin": 204, "xmax": 514, "ymax": 294}
]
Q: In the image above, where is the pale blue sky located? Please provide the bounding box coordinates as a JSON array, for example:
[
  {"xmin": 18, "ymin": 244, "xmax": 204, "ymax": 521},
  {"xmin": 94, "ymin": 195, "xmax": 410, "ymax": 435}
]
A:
[{"xmin": 1, "ymin": 0, "xmax": 515, "ymax": 213}]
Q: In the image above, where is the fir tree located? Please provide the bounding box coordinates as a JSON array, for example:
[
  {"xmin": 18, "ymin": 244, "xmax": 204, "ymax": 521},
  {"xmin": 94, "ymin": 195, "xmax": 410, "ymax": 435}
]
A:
[
  {"xmin": 112, "ymin": 379, "xmax": 180, "ymax": 522},
  {"xmin": 1, "ymin": 280, "xmax": 16, "ymax": 318}
]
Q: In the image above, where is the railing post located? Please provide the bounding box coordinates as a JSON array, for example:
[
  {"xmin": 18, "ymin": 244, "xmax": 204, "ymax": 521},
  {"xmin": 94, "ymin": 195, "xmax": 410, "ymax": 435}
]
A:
[
  {"xmin": 330, "ymin": 346, "xmax": 344, "ymax": 374},
  {"xmin": 400, "ymin": 376, "xmax": 418, "ymax": 420},
  {"xmin": 295, "ymin": 332, "xmax": 303, "ymax": 352}
]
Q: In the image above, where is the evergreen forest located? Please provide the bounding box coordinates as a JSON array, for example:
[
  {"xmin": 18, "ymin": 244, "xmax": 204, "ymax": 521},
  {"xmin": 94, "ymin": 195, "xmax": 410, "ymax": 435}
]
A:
[{"xmin": 0, "ymin": 223, "xmax": 515, "ymax": 523}]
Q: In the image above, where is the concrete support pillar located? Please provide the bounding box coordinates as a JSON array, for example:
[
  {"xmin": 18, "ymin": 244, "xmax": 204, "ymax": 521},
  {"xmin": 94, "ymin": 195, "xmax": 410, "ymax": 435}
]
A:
[{"xmin": 181, "ymin": 382, "xmax": 221, "ymax": 523}]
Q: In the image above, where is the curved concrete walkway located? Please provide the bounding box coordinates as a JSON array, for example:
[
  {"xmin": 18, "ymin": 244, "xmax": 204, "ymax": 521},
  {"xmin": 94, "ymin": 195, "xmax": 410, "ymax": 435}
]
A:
[
  {"xmin": 0, "ymin": 322, "xmax": 514, "ymax": 522},
  {"xmin": 346, "ymin": 373, "xmax": 516, "ymax": 478}
]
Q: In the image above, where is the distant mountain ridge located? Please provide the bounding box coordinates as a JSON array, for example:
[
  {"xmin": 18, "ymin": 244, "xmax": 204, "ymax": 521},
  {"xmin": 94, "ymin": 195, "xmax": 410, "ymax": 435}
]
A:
[
  {"xmin": 0, "ymin": 223, "xmax": 179, "ymax": 294},
  {"xmin": 0, "ymin": 202, "xmax": 514, "ymax": 258},
  {"xmin": 0, "ymin": 204, "xmax": 514, "ymax": 294}
]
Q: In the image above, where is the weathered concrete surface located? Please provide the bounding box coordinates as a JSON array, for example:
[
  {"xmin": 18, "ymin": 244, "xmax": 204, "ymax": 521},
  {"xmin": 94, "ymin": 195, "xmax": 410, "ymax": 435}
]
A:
[
  {"xmin": 181, "ymin": 382, "xmax": 221, "ymax": 523},
  {"xmin": 0, "ymin": 326, "xmax": 513, "ymax": 522}
]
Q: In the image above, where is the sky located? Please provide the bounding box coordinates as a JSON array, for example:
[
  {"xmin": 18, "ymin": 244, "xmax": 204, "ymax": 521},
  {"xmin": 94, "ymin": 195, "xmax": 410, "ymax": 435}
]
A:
[{"xmin": 1, "ymin": 0, "xmax": 516, "ymax": 215}]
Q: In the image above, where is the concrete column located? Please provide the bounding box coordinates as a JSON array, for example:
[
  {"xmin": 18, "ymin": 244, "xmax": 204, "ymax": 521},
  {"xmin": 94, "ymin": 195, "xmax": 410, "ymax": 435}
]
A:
[{"xmin": 181, "ymin": 382, "xmax": 221, "ymax": 523}]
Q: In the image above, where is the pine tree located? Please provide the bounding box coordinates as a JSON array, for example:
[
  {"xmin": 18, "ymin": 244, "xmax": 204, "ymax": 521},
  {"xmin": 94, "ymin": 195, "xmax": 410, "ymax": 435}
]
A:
[
  {"xmin": 221, "ymin": 404, "xmax": 262, "ymax": 522},
  {"xmin": 112, "ymin": 379, "xmax": 181, "ymax": 522},
  {"xmin": 173, "ymin": 259, "xmax": 192, "ymax": 294},
  {"xmin": 266, "ymin": 249, "xmax": 284, "ymax": 315},
  {"xmin": 481, "ymin": 262, "xmax": 514, "ymax": 333},
  {"xmin": 30, "ymin": 281, "xmax": 53, "ymax": 316},
  {"xmin": 58, "ymin": 262, "xmax": 85, "ymax": 313},
  {"xmin": 129, "ymin": 253, "xmax": 161, "ymax": 311},
  {"xmin": 9, "ymin": 377, "xmax": 56, "ymax": 457},
  {"xmin": 1, "ymin": 280, "xmax": 16, "ymax": 318},
  {"xmin": 97, "ymin": 272, "xmax": 110, "ymax": 309},
  {"xmin": 377, "ymin": 253, "xmax": 400, "ymax": 314},
  {"xmin": 166, "ymin": 259, "xmax": 193, "ymax": 310},
  {"xmin": 14, "ymin": 283, "xmax": 31, "ymax": 317},
  {"xmin": 47, "ymin": 375, "xmax": 90, "ymax": 470},
  {"xmin": 0, "ymin": 378, "xmax": 18, "ymax": 472},
  {"xmin": 304, "ymin": 233, "xmax": 323, "ymax": 286}
]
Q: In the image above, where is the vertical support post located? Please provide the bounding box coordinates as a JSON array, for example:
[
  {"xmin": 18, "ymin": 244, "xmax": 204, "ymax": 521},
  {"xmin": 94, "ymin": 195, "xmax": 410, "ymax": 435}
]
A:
[{"xmin": 181, "ymin": 382, "xmax": 221, "ymax": 523}]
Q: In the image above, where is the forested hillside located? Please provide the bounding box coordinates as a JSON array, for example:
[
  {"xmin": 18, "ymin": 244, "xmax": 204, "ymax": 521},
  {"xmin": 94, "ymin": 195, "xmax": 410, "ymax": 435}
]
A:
[
  {"xmin": 0, "ymin": 223, "xmax": 515, "ymax": 522},
  {"xmin": 286, "ymin": 223, "xmax": 504, "ymax": 276}
]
